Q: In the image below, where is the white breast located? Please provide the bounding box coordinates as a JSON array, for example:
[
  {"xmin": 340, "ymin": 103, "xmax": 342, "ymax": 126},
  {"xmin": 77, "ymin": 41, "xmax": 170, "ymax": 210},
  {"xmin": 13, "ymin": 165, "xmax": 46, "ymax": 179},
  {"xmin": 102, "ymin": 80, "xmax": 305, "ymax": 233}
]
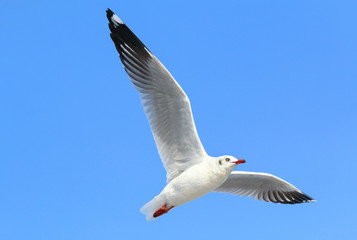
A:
[{"xmin": 160, "ymin": 161, "xmax": 228, "ymax": 207}]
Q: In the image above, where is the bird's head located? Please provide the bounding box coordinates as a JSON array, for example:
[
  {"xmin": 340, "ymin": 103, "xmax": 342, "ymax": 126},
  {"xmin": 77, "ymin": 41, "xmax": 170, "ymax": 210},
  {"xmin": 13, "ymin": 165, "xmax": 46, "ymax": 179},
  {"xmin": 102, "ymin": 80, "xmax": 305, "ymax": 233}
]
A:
[{"xmin": 217, "ymin": 155, "xmax": 246, "ymax": 172}]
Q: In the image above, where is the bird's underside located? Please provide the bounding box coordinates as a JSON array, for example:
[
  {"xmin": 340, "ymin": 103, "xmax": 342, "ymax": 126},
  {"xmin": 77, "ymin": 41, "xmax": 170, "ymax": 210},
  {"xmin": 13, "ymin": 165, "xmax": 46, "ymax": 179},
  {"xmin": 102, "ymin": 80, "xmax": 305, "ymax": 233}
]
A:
[{"xmin": 106, "ymin": 8, "xmax": 315, "ymax": 220}]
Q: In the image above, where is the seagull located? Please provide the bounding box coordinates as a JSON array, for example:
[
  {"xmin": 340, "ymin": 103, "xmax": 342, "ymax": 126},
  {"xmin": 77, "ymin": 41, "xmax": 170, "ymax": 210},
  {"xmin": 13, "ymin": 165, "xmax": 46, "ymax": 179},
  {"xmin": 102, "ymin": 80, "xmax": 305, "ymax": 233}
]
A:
[{"xmin": 106, "ymin": 8, "xmax": 314, "ymax": 221}]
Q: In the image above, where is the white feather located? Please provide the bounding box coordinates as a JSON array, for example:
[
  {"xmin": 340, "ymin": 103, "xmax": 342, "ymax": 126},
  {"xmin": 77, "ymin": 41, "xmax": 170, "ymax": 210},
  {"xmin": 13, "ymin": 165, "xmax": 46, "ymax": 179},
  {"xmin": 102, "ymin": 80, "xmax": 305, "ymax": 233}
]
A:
[{"xmin": 214, "ymin": 171, "xmax": 314, "ymax": 204}]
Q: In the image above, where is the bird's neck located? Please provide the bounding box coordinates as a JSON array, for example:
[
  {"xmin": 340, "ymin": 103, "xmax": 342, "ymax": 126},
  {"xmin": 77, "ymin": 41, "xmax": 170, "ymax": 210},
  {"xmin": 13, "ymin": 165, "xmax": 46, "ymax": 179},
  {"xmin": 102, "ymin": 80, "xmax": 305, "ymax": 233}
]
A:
[{"xmin": 208, "ymin": 157, "xmax": 233, "ymax": 177}]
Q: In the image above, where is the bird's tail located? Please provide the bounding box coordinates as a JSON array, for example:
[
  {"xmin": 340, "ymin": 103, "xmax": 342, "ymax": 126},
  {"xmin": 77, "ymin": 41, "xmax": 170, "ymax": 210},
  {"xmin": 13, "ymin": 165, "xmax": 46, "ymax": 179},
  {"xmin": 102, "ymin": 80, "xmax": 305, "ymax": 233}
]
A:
[{"xmin": 140, "ymin": 195, "xmax": 165, "ymax": 221}]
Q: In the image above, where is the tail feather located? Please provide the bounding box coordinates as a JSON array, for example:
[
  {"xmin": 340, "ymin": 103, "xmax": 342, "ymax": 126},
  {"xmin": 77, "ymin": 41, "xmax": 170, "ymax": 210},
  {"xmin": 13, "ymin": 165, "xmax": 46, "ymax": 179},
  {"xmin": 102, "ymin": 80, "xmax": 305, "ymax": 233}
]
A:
[{"xmin": 140, "ymin": 196, "xmax": 165, "ymax": 221}]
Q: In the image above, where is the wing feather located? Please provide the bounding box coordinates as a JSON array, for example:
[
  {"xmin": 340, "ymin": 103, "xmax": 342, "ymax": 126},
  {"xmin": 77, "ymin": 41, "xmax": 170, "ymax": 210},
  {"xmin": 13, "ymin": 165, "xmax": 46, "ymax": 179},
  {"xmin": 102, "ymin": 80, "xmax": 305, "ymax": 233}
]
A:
[
  {"xmin": 214, "ymin": 171, "xmax": 315, "ymax": 204},
  {"xmin": 107, "ymin": 9, "xmax": 208, "ymax": 182}
]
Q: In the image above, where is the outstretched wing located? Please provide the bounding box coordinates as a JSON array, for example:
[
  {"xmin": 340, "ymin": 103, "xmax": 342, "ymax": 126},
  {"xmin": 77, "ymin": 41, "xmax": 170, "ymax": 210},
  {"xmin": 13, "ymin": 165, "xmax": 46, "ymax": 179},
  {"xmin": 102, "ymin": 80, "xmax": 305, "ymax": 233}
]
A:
[
  {"xmin": 214, "ymin": 171, "xmax": 315, "ymax": 204},
  {"xmin": 106, "ymin": 9, "xmax": 208, "ymax": 182}
]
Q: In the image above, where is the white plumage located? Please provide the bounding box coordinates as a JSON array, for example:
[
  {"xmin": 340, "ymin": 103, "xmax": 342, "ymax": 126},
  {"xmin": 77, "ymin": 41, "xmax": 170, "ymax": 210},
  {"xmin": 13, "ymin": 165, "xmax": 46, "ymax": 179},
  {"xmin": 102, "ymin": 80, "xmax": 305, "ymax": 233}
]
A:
[{"xmin": 106, "ymin": 8, "xmax": 314, "ymax": 221}]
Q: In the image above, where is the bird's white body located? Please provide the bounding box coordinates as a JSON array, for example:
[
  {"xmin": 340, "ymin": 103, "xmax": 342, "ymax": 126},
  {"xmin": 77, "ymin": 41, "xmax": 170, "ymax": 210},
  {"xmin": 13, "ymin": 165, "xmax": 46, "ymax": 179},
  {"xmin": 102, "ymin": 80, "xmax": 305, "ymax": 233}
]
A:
[
  {"xmin": 106, "ymin": 9, "xmax": 315, "ymax": 221},
  {"xmin": 141, "ymin": 157, "xmax": 234, "ymax": 220},
  {"xmin": 160, "ymin": 162, "xmax": 221, "ymax": 207},
  {"xmin": 171, "ymin": 160, "xmax": 229, "ymax": 203}
]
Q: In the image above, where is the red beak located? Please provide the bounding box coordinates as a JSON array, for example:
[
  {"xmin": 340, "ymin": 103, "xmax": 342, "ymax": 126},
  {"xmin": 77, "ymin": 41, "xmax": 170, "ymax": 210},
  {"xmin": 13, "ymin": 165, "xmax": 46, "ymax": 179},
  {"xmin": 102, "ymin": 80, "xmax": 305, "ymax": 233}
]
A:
[{"xmin": 232, "ymin": 159, "xmax": 246, "ymax": 165}]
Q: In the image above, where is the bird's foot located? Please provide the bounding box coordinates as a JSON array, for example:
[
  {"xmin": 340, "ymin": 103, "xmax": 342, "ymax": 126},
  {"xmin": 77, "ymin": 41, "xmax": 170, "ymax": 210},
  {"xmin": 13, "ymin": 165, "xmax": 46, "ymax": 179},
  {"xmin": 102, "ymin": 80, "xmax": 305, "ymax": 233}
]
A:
[{"xmin": 153, "ymin": 204, "xmax": 174, "ymax": 218}]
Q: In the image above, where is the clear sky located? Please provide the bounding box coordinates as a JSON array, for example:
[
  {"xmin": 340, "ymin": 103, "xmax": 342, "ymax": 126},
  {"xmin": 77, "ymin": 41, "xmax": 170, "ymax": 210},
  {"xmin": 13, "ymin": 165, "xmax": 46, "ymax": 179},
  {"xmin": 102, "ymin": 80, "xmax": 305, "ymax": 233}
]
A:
[{"xmin": 1, "ymin": 0, "xmax": 356, "ymax": 239}]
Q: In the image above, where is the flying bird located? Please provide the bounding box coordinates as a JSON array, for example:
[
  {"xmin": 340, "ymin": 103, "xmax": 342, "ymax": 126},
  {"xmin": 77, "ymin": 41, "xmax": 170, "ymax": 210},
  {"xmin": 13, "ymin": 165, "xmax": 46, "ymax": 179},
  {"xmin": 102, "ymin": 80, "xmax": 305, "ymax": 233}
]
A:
[{"xmin": 106, "ymin": 8, "xmax": 314, "ymax": 221}]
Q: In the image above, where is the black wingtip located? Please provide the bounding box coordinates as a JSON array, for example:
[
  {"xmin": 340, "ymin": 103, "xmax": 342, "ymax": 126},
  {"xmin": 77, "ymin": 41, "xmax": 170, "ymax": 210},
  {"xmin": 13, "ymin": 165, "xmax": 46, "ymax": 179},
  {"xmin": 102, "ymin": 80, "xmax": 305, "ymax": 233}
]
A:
[
  {"xmin": 302, "ymin": 193, "xmax": 316, "ymax": 202},
  {"xmin": 283, "ymin": 191, "xmax": 315, "ymax": 204},
  {"xmin": 106, "ymin": 8, "xmax": 114, "ymax": 22}
]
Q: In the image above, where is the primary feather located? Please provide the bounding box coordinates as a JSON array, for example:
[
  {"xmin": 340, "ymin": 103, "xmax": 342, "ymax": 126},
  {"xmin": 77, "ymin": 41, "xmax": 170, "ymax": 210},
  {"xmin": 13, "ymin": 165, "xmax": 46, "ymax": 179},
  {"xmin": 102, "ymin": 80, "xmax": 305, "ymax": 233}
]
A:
[
  {"xmin": 107, "ymin": 9, "xmax": 208, "ymax": 183},
  {"xmin": 215, "ymin": 171, "xmax": 314, "ymax": 204}
]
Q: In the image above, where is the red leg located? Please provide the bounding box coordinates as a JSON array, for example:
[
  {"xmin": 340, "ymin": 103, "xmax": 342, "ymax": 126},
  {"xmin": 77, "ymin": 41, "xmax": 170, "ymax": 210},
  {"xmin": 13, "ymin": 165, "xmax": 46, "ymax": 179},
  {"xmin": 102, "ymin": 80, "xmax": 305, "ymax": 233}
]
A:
[{"xmin": 153, "ymin": 204, "xmax": 174, "ymax": 218}]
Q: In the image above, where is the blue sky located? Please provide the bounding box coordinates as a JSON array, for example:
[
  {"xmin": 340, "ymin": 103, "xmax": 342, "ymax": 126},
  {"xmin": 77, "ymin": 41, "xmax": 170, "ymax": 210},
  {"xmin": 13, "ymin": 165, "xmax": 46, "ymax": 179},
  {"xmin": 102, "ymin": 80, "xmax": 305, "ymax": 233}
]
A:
[{"xmin": 1, "ymin": 0, "xmax": 356, "ymax": 239}]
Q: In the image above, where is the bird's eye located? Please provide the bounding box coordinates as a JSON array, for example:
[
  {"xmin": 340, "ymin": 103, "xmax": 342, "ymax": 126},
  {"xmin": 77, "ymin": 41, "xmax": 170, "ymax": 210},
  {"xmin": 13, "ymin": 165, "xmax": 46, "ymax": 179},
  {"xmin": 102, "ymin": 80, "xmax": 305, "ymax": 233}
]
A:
[
  {"xmin": 225, "ymin": 158, "xmax": 230, "ymax": 162},
  {"xmin": 219, "ymin": 160, "xmax": 222, "ymax": 165}
]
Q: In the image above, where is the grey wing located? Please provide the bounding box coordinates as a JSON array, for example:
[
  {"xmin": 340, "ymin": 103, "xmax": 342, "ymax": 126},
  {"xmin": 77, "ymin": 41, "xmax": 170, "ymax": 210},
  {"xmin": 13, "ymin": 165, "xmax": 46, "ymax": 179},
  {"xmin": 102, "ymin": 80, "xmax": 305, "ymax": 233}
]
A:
[
  {"xmin": 107, "ymin": 9, "xmax": 208, "ymax": 182},
  {"xmin": 215, "ymin": 171, "xmax": 315, "ymax": 204}
]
